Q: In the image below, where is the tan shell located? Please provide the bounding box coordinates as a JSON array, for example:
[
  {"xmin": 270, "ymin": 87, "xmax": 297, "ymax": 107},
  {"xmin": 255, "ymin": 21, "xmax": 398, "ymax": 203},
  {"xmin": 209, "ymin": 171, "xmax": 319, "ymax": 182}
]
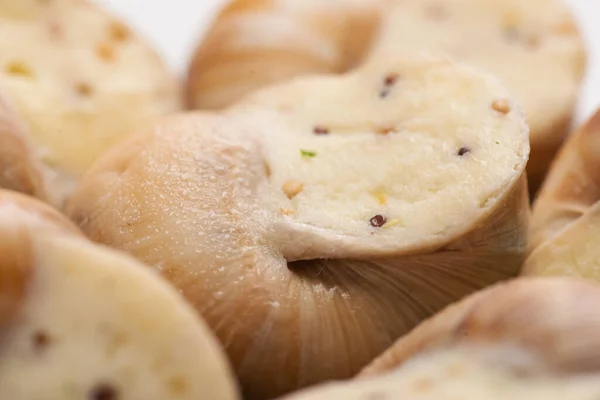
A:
[
  {"xmin": 282, "ymin": 278, "xmax": 600, "ymax": 399},
  {"xmin": 529, "ymin": 109, "xmax": 600, "ymax": 248},
  {"xmin": 186, "ymin": 0, "xmax": 585, "ymax": 196},
  {"xmin": 0, "ymin": 94, "xmax": 48, "ymax": 202},
  {"xmin": 186, "ymin": 0, "xmax": 384, "ymax": 110},
  {"xmin": 0, "ymin": 189, "xmax": 82, "ymax": 327},
  {"xmin": 68, "ymin": 55, "xmax": 529, "ymax": 399},
  {"xmin": 0, "ymin": 0, "xmax": 180, "ymax": 206},
  {"xmin": 0, "ymin": 189, "xmax": 239, "ymax": 400},
  {"xmin": 361, "ymin": 277, "xmax": 600, "ymax": 376},
  {"xmin": 0, "ymin": 203, "xmax": 31, "ymax": 329},
  {"xmin": 0, "ymin": 189, "xmax": 83, "ymax": 236},
  {"xmin": 524, "ymin": 108, "xmax": 600, "ymax": 278}
]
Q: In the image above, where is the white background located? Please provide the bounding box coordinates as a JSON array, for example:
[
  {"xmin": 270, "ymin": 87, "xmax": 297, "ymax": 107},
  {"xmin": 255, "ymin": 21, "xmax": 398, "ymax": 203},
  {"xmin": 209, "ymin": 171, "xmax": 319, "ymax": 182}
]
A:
[{"xmin": 96, "ymin": 0, "xmax": 600, "ymax": 125}]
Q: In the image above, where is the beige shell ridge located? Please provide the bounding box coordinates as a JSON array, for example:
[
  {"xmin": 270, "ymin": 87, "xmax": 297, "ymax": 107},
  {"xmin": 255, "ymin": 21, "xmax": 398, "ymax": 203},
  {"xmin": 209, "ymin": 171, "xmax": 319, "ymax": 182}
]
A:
[
  {"xmin": 0, "ymin": 0, "xmax": 181, "ymax": 206},
  {"xmin": 283, "ymin": 277, "xmax": 600, "ymax": 400},
  {"xmin": 0, "ymin": 196, "xmax": 33, "ymax": 330},
  {"xmin": 186, "ymin": 0, "xmax": 386, "ymax": 110},
  {"xmin": 0, "ymin": 187, "xmax": 85, "ymax": 331},
  {"xmin": 0, "ymin": 94, "xmax": 49, "ymax": 203},
  {"xmin": 67, "ymin": 54, "xmax": 530, "ymax": 399},
  {"xmin": 524, "ymin": 108, "xmax": 600, "ymax": 279},
  {"xmin": 0, "ymin": 189, "xmax": 239, "ymax": 400}
]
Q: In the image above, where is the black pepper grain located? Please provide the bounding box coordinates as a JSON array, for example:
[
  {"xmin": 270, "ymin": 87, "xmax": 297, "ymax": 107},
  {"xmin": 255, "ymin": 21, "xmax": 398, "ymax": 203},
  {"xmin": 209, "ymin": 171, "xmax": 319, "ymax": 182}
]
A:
[
  {"xmin": 380, "ymin": 73, "xmax": 400, "ymax": 98},
  {"xmin": 370, "ymin": 215, "xmax": 388, "ymax": 228},
  {"xmin": 457, "ymin": 147, "xmax": 471, "ymax": 156},
  {"xmin": 384, "ymin": 74, "xmax": 399, "ymax": 86},
  {"xmin": 32, "ymin": 330, "xmax": 51, "ymax": 351},
  {"xmin": 313, "ymin": 126, "xmax": 330, "ymax": 135},
  {"xmin": 90, "ymin": 384, "xmax": 119, "ymax": 400}
]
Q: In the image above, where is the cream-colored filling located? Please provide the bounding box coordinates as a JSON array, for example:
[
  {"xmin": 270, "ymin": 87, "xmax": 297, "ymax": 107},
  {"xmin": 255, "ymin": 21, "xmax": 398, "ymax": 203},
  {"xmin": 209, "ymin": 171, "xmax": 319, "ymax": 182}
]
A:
[
  {"xmin": 368, "ymin": 0, "xmax": 582, "ymax": 143},
  {"xmin": 0, "ymin": 1, "xmax": 177, "ymax": 175},
  {"xmin": 0, "ymin": 236, "xmax": 236, "ymax": 400},
  {"xmin": 230, "ymin": 59, "xmax": 528, "ymax": 258}
]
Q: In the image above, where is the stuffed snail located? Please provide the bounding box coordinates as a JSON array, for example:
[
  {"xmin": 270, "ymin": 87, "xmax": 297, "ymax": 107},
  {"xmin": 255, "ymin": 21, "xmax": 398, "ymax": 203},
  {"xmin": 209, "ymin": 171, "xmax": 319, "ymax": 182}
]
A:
[
  {"xmin": 68, "ymin": 55, "xmax": 530, "ymax": 399},
  {"xmin": 186, "ymin": 0, "xmax": 585, "ymax": 194},
  {"xmin": 0, "ymin": 94, "xmax": 47, "ymax": 201},
  {"xmin": 0, "ymin": 0, "xmax": 180, "ymax": 206},
  {"xmin": 0, "ymin": 189, "xmax": 239, "ymax": 400}
]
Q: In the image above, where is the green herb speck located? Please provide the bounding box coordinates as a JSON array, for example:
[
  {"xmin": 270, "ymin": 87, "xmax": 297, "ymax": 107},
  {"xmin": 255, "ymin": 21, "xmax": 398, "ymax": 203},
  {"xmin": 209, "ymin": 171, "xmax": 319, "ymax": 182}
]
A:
[
  {"xmin": 495, "ymin": 141, "xmax": 500, "ymax": 145},
  {"xmin": 300, "ymin": 149, "xmax": 317, "ymax": 158}
]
